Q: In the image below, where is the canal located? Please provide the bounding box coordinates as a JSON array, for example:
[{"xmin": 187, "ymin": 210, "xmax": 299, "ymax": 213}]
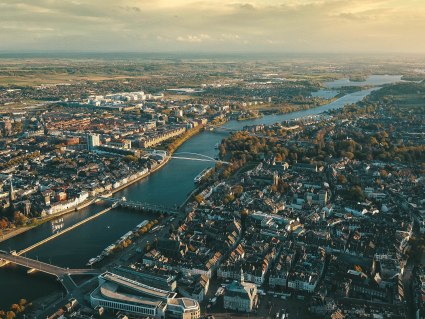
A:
[{"xmin": 0, "ymin": 76, "xmax": 401, "ymax": 308}]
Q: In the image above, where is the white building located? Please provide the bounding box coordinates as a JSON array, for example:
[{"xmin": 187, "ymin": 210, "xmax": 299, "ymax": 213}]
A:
[
  {"xmin": 90, "ymin": 272, "xmax": 200, "ymax": 319},
  {"xmin": 223, "ymin": 271, "xmax": 258, "ymax": 313},
  {"xmin": 87, "ymin": 133, "xmax": 100, "ymax": 151},
  {"xmin": 47, "ymin": 191, "xmax": 89, "ymax": 215}
]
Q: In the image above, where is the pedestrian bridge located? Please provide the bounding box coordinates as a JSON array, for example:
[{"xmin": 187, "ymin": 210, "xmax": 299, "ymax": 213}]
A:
[
  {"xmin": 0, "ymin": 251, "xmax": 100, "ymax": 292},
  {"xmin": 171, "ymin": 152, "xmax": 229, "ymax": 164}
]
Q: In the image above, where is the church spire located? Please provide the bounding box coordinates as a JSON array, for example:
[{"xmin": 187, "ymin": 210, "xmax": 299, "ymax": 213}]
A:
[
  {"xmin": 240, "ymin": 267, "xmax": 244, "ymax": 284},
  {"xmin": 9, "ymin": 175, "xmax": 15, "ymax": 203}
]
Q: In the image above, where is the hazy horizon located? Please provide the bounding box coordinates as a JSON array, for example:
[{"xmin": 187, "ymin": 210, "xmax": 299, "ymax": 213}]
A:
[{"xmin": 1, "ymin": 0, "xmax": 425, "ymax": 54}]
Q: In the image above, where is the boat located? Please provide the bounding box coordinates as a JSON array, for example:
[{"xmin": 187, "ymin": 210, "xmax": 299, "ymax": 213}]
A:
[
  {"xmin": 86, "ymin": 257, "xmax": 99, "ymax": 266},
  {"xmin": 214, "ymin": 142, "xmax": 220, "ymax": 149},
  {"xmin": 194, "ymin": 167, "xmax": 213, "ymax": 183},
  {"xmin": 52, "ymin": 223, "xmax": 64, "ymax": 233}
]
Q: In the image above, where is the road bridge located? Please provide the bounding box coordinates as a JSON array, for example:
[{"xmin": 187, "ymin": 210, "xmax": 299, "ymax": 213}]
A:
[
  {"xmin": 206, "ymin": 126, "xmax": 238, "ymax": 134},
  {"xmin": 98, "ymin": 197, "xmax": 180, "ymax": 215},
  {"xmin": 0, "ymin": 252, "xmax": 100, "ymax": 292}
]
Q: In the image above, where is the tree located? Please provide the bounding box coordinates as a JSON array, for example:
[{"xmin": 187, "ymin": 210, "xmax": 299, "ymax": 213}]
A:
[
  {"xmin": 123, "ymin": 155, "xmax": 138, "ymax": 162},
  {"xmin": 232, "ymin": 185, "xmax": 244, "ymax": 196},
  {"xmin": 370, "ymin": 137, "xmax": 379, "ymax": 146},
  {"xmin": 0, "ymin": 219, "xmax": 8, "ymax": 229},
  {"xmin": 341, "ymin": 151, "xmax": 354, "ymax": 160},
  {"xmin": 194, "ymin": 195, "xmax": 204, "ymax": 204},
  {"xmin": 13, "ymin": 212, "xmax": 28, "ymax": 227},
  {"xmin": 379, "ymin": 169, "xmax": 389, "ymax": 178},
  {"xmin": 277, "ymin": 181, "xmax": 289, "ymax": 193},
  {"xmin": 9, "ymin": 306, "xmax": 18, "ymax": 313},
  {"xmin": 337, "ymin": 175, "xmax": 347, "ymax": 184},
  {"xmin": 377, "ymin": 131, "xmax": 388, "ymax": 140},
  {"xmin": 223, "ymin": 194, "xmax": 235, "ymax": 204},
  {"xmin": 346, "ymin": 186, "xmax": 365, "ymax": 202},
  {"xmin": 144, "ymin": 242, "xmax": 151, "ymax": 253}
]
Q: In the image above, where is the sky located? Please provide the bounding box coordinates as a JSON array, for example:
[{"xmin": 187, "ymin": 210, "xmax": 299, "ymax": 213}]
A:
[{"xmin": 0, "ymin": 0, "xmax": 424, "ymax": 54}]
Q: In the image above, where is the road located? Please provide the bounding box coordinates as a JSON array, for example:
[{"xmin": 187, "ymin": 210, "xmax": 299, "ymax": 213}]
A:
[
  {"xmin": 0, "ymin": 252, "xmax": 100, "ymax": 276},
  {"xmin": 23, "ymin": 210, "xmax": 185, "ymax": 318},
  {"xmin": 107, "ymin": 213, "xmax": 184, "ymax": 267},
  {"xmin": 0, "ymin": 251, "xmax": 100, "ymax": 299},
  {"xmin": 32, "ymin": 275, "xmax": 100, "ymax": 319}
]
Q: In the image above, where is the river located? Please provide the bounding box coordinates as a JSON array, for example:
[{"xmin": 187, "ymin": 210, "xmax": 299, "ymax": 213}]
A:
[{"xmin": 0, "ymin": 75, "xmax": 401, "ymax": 308}]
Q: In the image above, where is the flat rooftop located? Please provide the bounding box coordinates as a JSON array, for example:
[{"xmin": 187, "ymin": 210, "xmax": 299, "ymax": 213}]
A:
[
  {"xmin": 99, "ymin": 282, "xmax": 164, "ymax": 308},
  {"xmin": 167, "ymin": 298, "xmax": 199, "ymax": 310},
  {"xmin": 101, "ymin": 272, "xmax": 176, "ymax": 299}
]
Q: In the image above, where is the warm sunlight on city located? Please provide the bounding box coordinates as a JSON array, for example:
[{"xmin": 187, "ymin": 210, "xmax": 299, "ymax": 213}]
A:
[{"xmin": 0, "ymin": 1, "xmax": 424, "ymax": 319}]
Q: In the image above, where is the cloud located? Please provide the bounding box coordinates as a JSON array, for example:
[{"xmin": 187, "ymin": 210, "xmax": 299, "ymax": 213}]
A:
[
  {"xmin": 176, "ymin": 34, "xmax": 211, "ymax": 43},
  {"xmin": 230, "ymin": 3, "xmax": 257, "ymax": 10},
  {"xmin": 0, "ymin": 0, "xmax": 424, "ymax": 53},
  {"xmin": 0, "ymin": 25, "xmax": 55, "ymax": 32},
  {"xmin": 120, "ymin": 6, "xmax": 142, "ymax": 12}
]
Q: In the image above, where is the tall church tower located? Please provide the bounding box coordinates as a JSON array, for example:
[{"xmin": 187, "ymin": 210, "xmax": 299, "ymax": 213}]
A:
[
  {"xmin": 9, "ymin": 175, "xmax": 15, "ymax": 203},
  {"xmin": 273, "ymin": 171, "xmax": 279, "ymax": 186},
  {"xmin": 239, "ymin": 267, "xmax": 245, "ymax": 284}
]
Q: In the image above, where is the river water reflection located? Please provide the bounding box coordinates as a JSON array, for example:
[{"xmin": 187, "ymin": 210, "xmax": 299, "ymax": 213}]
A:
[{"xmin": 0, "ymin": 75, "xmax": 402, "ymax": 308}]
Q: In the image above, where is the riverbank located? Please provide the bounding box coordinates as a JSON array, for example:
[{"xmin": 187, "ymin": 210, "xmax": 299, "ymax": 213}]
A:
[
  {"xmin": 0, "ymin": 198, "xmax": 96, "ymax": 244},
  {"xmin": 0, "ymin": 226, "xmax": 33, "ymax": 242},
  {"xmin": 0, "ymin": 156, "xmax": 171, "ymax": 245},
  {"xmin": 237, "ymin": 115, "xmax": 262, "ymax": 121},
  {"xmin": 108, "ymin": 155, "xmax": 170, "ymax": 194},
  {"xmin": 1, "ymin": 89, "xmax": 375, "ymax": 245},
  {"xmin": 166, "ymin": 125, "xmax": 205, "ymax": 154},
  {"xmin": 0, "ymin": 83, "xmax": 401, "ymax": 311}
]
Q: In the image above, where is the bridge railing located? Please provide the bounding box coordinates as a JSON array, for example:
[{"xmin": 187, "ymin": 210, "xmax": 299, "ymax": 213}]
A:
[{"xmin": 96, "ymin": 197, "xmax": 179, "ymax": 214}]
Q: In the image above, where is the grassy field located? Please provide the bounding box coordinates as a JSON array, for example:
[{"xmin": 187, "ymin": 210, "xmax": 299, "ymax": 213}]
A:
[{"xmin": 0, "ymin": 74, "xmax": 154, "ymax": 86}]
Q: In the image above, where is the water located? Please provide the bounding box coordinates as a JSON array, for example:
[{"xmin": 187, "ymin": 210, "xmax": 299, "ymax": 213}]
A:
[
  {"xmin": 311, "ymin": 90, "xmax": 339, "ymax": 99},
  {"xmin": 0, "ymin": 79, "xmax": 400, "ymax": 308},
  {"xmin": 324, "ymin": 74, "xmax": 403, "ymax": 88},
  {"xmin": 223, "ymin": 88, "xmax": 377, "ymax": 130},
  {"xmin": 0, "ymin": 134, "xmax": 223, "ymax": 308}
]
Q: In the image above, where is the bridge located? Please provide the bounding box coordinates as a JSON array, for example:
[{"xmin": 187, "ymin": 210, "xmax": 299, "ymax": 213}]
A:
[
  {"xmin": 206, "ymin": 126, "xmax": 238, "ymax": 134},
  {"xmin": 9, "ymin": 196, "xmax": 177, "ymax": 258},
  {"xmin": 172, "ymin": 152, "xmax": 229, "ymax": 164},
  {"xmin": 18, "ymin": 205, "xmax": 115, "ymax": 256},
  {"xmin": 0, "ymin": 252, "xmax": 100, "ymax": 292},
  {"xmin": 98, "ymin": 197, "xmax": 180, "ymax": 215},
  {"xmin": 0, "ymin": 204, "xmax": 111, "ymax": 291}
]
